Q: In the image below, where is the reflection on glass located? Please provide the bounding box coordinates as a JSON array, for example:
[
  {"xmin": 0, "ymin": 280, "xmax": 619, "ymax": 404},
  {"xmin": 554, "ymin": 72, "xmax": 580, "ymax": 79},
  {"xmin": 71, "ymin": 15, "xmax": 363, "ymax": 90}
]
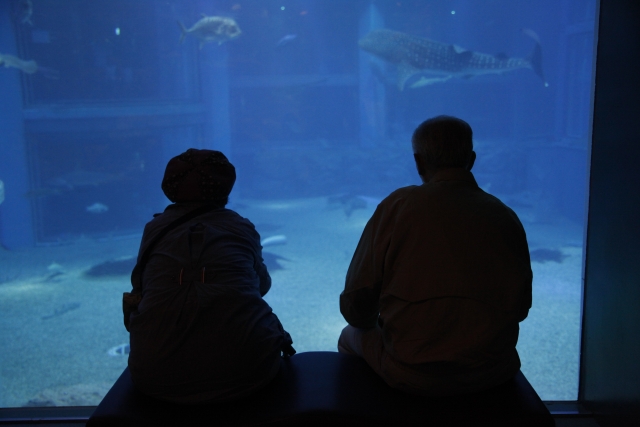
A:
[{"xmin": 0, "ymin": 0, "xmax": 596, "ymax": 406}]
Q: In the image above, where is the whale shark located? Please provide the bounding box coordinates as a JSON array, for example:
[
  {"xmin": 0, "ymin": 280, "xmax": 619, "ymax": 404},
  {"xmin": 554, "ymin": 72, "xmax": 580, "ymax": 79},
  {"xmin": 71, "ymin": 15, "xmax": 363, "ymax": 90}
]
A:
[{"xmin": 359, "ymin": 28, "xmax": 546, "ymax": 90}]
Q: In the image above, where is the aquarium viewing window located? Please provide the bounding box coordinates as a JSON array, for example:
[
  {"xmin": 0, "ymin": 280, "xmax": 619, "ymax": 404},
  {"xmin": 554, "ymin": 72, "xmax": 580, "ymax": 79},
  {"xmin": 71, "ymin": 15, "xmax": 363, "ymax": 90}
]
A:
[{"xmin": 0, "ymin": 0, "xmax": 597, "ymax": 407}]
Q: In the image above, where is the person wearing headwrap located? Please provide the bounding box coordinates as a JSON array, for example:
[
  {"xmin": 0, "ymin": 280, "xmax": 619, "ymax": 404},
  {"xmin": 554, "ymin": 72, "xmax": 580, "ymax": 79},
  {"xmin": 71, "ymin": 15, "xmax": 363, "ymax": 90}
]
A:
[
  {"xmin": 160, "ymin": 148, "xmax": 236, "ymax": 206},
  {"xmin": 127, "ymin": 149, "xmax": 294, "ymax": 404}
]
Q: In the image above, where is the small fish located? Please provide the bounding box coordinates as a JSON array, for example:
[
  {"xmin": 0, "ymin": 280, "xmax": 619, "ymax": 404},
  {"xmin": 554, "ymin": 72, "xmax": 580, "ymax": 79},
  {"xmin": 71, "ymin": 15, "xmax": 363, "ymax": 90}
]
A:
[
  {"xmin": 0, "ymin": 53, "xmax": 38, "ymax": 74},
  {"xmin": 0, "ymin": 179, "xmax": 4, "ymax": 206},
  {"xmin": 178, "ymin": 15, "xmax": 242, "ymax": 49},
  {"xmin": 276, "ymin": 34, "xmax": 297, "ymax": 47},
  {"xmin": 328, "ymin": 194, "xmax": 380, "ymax": 217},
  {"xmin": 86, "ymin": 202, "xmax": 109, "ymax": 214},
  {"xmin": 262, "ymin": 251, "xmax": 290, "ymax": 271},
  {"xmin": 261, "ymin": 235, "xmax": 287, "ymax": 247},
  {"xmin": 530, "ymin": 248, "xmax": 568, "ymax": 264},
  {"xmin": 42, "ymin": 302, "xmax": 80, "ymax": 320},
  {"xmin": 40, "ymin": 262, "xmax": 65, "ymax": 282},
  {"xmin": 355, "ymin": 195, "xmax": 382, "ymax": 208},
  {"xmin": 47, "ymin": 262, "xmax": 65, "ymax": 273},
  {"xmin": 107, "ymin": 343, "xmax": 130, "ymax": 357}
]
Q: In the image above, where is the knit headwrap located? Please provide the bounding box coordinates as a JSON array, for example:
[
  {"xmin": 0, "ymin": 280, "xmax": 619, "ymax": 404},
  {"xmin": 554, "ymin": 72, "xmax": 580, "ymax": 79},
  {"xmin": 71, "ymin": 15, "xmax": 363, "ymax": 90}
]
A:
[{"xmin": 161, "ymin": 149, "xmax": 236, "ymax": 203}]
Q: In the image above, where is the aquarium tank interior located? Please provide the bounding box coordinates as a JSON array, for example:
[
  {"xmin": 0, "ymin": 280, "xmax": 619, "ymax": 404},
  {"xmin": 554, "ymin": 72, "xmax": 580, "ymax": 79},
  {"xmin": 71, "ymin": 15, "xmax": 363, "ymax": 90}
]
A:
[{"xmin": 0, "ymin": 0, "xmax": 597, "ymax": 407}]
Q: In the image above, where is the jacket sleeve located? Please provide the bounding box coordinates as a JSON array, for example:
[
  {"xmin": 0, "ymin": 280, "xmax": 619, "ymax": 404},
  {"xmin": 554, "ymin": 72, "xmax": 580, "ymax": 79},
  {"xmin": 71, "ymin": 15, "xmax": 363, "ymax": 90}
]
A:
[
  {"xmin": 256, "ymin": 250, "xmax": 272, "ymax": 297},
  {"xmin": 340, "ymin": 206, "xmax": 388, "ymax": 329},
  {"xmin": 517, "ymin": 231, "xmax": 533, "ymax": 323},
  {"xmin": 248, "ymin": 222, "xmax": 272, "ymax": 297},
  {"xmin": 508, "ymin": 208, "xmax": 533, "ymax": 322}
]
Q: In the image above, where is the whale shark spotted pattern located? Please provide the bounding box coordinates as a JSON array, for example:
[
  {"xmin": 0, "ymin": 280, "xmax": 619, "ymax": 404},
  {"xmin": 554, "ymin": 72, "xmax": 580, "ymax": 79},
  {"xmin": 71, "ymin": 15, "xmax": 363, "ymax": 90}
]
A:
[{"xmin": 358, "ymin": 29, "xmax": 546, "ymax": 90}]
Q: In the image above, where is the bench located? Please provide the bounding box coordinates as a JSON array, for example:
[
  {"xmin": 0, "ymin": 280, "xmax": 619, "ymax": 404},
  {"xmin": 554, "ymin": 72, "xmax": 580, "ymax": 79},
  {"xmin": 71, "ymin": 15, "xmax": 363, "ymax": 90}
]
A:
[{"xmin": 87, "ymin": 351, "xmax": 554, "ymax": 426}]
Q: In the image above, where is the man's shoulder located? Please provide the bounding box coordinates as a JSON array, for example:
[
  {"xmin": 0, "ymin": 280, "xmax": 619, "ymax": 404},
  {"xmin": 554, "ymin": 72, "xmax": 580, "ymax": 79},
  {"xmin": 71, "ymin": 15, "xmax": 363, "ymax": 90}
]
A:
[
  {"xmin": 478, "ymin": 189, "xmax": 520, "ymax": 213},
  {"xmin": 384, "ymin": 183, "xmax": 522, "ymax": 221},
  {"xmin": 382, "ymin": 185, "xmax": 421, "ymax": 203},
  {"xmin": 474, "ymin": 190, "xmax": 527, "ymax": 232},
  {"xmin": 370, "ymin": 186, "xmax": 412, "ymax": 211}
]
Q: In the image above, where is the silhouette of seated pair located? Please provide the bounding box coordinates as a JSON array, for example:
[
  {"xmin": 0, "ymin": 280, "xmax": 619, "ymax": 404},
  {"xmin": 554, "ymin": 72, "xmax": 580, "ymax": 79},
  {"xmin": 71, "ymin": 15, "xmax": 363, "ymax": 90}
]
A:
[{"xmin": 124, "ymin": 116, "xmax": 532, "ymax": 404}]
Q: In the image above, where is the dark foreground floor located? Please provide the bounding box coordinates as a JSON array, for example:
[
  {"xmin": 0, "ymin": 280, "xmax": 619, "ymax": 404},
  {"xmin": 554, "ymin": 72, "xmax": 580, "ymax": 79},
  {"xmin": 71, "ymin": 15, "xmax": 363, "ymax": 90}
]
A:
[{"xmin": 0, "ymin": 416, "xmax": 630, "ymax": 427}]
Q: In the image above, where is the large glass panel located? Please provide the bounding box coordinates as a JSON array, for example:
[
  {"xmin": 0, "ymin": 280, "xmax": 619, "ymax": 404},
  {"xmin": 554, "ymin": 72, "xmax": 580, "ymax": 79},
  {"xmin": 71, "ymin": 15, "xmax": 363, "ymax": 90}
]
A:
[{"xmin": 0, "ymin": 0, "xmax": 597, "ymax": 406}]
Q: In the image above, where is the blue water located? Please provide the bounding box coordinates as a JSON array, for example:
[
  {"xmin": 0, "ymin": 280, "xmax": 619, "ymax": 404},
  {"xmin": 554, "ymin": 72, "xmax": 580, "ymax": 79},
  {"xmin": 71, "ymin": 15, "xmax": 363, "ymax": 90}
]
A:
[{"xmin": 0, "ymin": 0, "xmax": 597, "ymax": 406}]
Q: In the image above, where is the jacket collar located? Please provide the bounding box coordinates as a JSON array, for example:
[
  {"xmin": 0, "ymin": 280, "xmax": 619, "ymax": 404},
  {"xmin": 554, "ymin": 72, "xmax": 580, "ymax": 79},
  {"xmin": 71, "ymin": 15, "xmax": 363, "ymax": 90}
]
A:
[{"xmin": 430, "ymin": 168, "xmax": 478, "ymax": 186}]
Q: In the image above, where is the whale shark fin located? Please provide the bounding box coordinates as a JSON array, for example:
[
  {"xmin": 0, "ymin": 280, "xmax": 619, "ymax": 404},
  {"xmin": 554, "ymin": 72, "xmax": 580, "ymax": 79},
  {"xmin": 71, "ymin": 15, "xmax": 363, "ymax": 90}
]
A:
[
  {"xmin": 450, "ymin": 45, "xmax": 474, "ymax": 63},
  {"xmin": 397, "ymin": 62, "xmax": 421, "ymax": 91},
  {"xmin": 452, "ymin": 44, "xmax": 467, "ymax": 54},
  {"xmin": 522, "ymin": 28, "xmax": 547, "ymax": 85},
  {"xmin": 408, "ymin": 75, "xmax": 453, "ymax": 89}
]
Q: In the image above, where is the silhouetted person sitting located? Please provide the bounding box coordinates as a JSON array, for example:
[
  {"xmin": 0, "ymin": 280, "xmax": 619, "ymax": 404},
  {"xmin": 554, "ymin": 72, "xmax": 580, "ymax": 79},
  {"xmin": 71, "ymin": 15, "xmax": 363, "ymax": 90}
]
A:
[
  {"xmin": 125, "ymin": 148, "xmax": 294, "ymax": 404},
  {"xmin": 338, "ymin": 116, "xmax": 532, "ymax": 396}
]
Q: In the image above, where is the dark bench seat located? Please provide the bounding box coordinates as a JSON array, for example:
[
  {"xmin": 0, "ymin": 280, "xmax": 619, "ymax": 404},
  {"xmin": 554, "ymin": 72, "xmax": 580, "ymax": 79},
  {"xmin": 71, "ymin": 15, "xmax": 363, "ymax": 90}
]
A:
[{"xmin": 87, "ymin": 351, "xmax": 554, "ymax": 426}]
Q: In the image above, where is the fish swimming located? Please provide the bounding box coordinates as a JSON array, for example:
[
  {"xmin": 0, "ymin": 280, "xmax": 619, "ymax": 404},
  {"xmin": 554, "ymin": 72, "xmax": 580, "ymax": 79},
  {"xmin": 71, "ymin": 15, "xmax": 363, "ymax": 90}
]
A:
[
  {"xmin": 328, "ymin": 194, "xmax": 378, "ymax": 218},
  {"xmin": 276, "ymin": 34, "xmax": 298, "ymax": 47},
  {"xmin": 41, "ymin": 302, "xmax": 81, "ymax": 320},
  {"xmin": 529, "ymin": 248, "xmax": 568, "ymax": 263},
  {"xmin": 86, "ymin": 202, "xmax": 109, "ymax": 214},
  {"xmin": 107, "ymin": 343, "xmax": 130, "ymax": 357},
  {"xmin": 358, "ymin": 28, "xmax": 546, "ymax": 90},
  {"xmin": 0, "ymin": 53, "xmax": 58, "ymax": 79},
  {"xmin": 178, "ymin": 15, "xmax": 242, "ymax": 48},
  {"xmin": 261, "ymin": 235, "xmax": 287, "ymax": 247},
  {"xmin": 0, "ymin": 53, "xmax": 38, "ymax": 74},
  {"xmin": 262, "ymin": 252, "xmax": 290, "ymax": 271}
]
